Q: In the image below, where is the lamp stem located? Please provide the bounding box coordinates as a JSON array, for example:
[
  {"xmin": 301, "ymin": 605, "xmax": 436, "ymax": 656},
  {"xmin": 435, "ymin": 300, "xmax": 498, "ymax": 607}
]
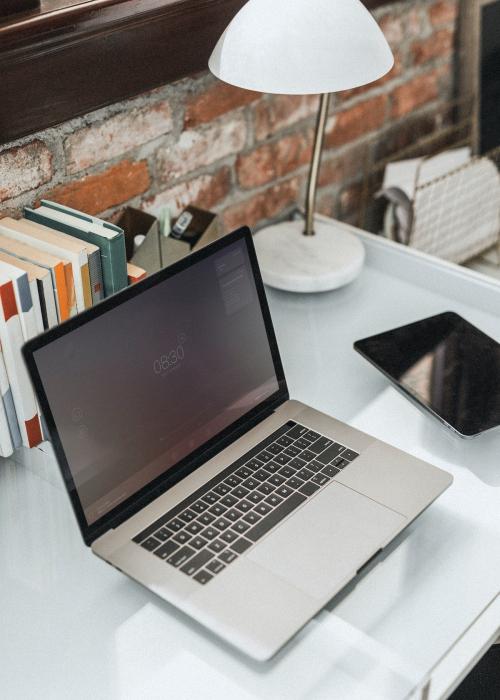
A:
[{"xmin": 304, "ymin": 92, "xmax": 331, "ymax": 237}]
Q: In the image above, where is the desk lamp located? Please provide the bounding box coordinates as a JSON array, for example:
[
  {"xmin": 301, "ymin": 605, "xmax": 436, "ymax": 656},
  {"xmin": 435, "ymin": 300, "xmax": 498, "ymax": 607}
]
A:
[{"xmin": 209, "ymin": 0, "xmax": 393, "ymax": 292}]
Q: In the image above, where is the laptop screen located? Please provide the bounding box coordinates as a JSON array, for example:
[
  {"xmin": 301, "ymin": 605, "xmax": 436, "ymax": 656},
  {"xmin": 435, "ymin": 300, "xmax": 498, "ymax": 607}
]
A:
[{"xmin": 31, "ymin": 235, "xmax": 281, "ymax": 527}]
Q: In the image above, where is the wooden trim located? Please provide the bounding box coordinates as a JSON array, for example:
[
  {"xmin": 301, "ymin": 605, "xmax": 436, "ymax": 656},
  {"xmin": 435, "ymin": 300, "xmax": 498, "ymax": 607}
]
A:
[{"xmin": 0, "ymin": 0, "xmax": 399, "ymax": 145}]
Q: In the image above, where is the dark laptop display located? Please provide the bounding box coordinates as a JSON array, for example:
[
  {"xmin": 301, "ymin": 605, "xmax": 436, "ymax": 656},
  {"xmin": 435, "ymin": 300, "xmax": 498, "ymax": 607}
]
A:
[{"xmin": 26, "ymin": 231, "xmax": 284, "ymax": 535}]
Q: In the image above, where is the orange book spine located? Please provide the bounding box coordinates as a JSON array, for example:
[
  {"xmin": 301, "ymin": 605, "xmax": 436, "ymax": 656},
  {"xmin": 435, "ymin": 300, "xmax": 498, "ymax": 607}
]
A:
[
  {"xmin": 63, "ymin": 262, "xmax": 77, "ymax": 316},
  {"xmin": 54, "ymin": 262, "xmax": 70, "ymax": 321}
]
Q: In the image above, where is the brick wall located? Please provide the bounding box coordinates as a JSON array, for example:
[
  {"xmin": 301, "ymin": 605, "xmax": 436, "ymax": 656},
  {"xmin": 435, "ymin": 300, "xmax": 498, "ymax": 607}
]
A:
[{"xmin": 0, "ymin": 0, "xmax": 459, "ymax": 233}]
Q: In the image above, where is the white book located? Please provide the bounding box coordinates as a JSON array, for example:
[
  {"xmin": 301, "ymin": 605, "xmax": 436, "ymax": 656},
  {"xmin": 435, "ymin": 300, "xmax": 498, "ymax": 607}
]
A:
[
  {"xmin": 0, "ymin": 342, "xmax": 20, "ymax": 451},
  {"xmin": 0, "ymin": 260, "xmax": 41, "ymax": 340},
  {"xmin": 0, "ymin": 274, "xmax": 43, "ymax": 448}
]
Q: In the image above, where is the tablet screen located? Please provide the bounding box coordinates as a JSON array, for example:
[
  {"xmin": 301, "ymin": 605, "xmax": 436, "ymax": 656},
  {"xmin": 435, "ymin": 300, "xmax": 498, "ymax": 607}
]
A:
[{"xmin": 354, "ymin": 312, "xmax": 500, "ymax": 437}]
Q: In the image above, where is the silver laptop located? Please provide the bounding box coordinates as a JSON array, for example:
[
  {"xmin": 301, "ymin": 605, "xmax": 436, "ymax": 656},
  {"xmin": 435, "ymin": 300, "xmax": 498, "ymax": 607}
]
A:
[{"xmin": 23, "ymin": 227, "xmax": 452, "ymax": 661}]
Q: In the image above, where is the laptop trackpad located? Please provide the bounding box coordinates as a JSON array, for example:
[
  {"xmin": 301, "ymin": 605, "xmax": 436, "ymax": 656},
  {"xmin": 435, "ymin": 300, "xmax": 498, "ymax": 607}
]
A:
[{"xmin": 247, "ymin": 481, "xmax": 406, "ymax": 601}]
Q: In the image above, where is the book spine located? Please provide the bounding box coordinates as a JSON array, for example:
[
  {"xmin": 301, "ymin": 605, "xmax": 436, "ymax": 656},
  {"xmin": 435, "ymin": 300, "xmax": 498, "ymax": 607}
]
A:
[
  {"xmin": 53, "ymin": 262, "xmax": 70, "ymax": 322},
  {"xmin": 108, "ymin": 234, "xmax": 128, "ymax": 294},
  {"xmin": 30, "ymin": 279, "xmax": 44, "ymax": 334},
  {"xmin": 81, "ymin": 262, "xmax": 93, "ymax": 309},
  {"xmin": 0, "ymin": 280, "xmax": 42, "ymax": 448},
  {"xmin": 41, "ymin": 274, "xmax": 58, "ymax": 328},
  {"xmin": 88, "ymin": 249, "xmax": 104, "ymax": 303},
  {"xmin": 36, "ymin": 279, "xmax": 49, "ymax": 330},
  {"xmin": 127, "ymin": 263, "xmax": 147, "ymax": 285},
  {"xmin": 63, "ymin": 263, "xmax": 78, "ymax": 317}
]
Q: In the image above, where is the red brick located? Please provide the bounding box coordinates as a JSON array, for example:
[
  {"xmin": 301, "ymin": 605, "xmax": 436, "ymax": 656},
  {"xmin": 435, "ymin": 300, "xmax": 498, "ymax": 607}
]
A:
[
  {"xmin": 223, "ymin": 178, "xmax": 300, "ymax": 231},
  {"xmin": 158, "ymin": 114, "xmax": 246, "ymax": 181},
  {"xmin": 236, "ymin": 132, "xmax": 312, "ymax": 189},
  {"xmin": 144, "ymin": 167, "xmax": 231, "ymax": 217},
  {"xmin": 0, "ymin": 140, "xmax": 53, "ymax": 202},
  {"xmin": 185, "ymin": 82, "xmax": 260, "ymax": 128},
  {"xmin": 65, "ymin": 99, "xmax": 173, "ymax": 174},
  {"xmin": 43, "ymin": 160, "xmax": 150, "ymax": 215},
  {"xmin": 318, "ymin": 146, "xmax": 367, "ymax": 188},
  {"xmin": 429, "ymin": 0, "xmax": 458, "ymax": 27},
  {"xmin": 254, "ymin": 95, "xmax": 317, "ymax": 141},
  {"xmin": 411, "ymin": 28, "xmax": 455, "ymax": 66},
  {"xmin": 379, "ymin": 13, "xmax": 404, "ymax": 45},
  {"xmin": 391, "ymin": 71, "xmax": 440, "ymax": 119},
  {"xmin": 325, "ymin": 95, "xmax": 388, "ymax": 148}
]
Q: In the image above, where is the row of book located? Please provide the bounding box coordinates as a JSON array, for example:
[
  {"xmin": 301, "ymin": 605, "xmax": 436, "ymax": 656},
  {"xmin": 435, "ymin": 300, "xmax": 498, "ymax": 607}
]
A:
[{"xmin": 0, "ymin": 200, "xmax": 146, "ymax": 457}]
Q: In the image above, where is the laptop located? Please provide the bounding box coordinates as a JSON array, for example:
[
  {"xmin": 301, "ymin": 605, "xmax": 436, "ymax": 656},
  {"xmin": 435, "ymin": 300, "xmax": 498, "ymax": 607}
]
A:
[{"xmin": 23, "ymin": 227, "xmax": 452, "ymax": 661}]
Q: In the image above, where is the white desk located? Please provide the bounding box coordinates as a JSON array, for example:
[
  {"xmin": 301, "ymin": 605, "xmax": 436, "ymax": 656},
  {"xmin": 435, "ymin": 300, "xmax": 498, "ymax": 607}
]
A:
[{"xmin": 1, "ymin": 227, "xmax": 499, "ymax": 700}]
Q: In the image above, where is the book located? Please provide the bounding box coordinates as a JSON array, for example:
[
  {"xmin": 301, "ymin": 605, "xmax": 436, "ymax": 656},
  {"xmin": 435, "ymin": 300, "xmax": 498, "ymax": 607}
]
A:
[
  {"xmin": 5, "ymin": 216, "xmax": 104, "ymax": 309},
  {"xmin": 0, "ymin": 342, "xmax": 19, "ymax": 454},
  {"xmin": 25, "ymin": 202, "xmax": 127, "ymax": 296},
  {"xmin": 0, "ymin": 256, "xmax": 44, "ymax": 337},
  {"xmin": 0, "ymin": 253, "xmax": 57, "ymax": 330},
  {"xmin": 0, "ymin": 228, "xmax": 72, "ymax": 323},
  {"xmin": 127, "ymin": 262, "xmax": 147, "ymax": 285},
  {"xmin": 0, "ymin": 275, "xmax": 43, "ymax": 448}
]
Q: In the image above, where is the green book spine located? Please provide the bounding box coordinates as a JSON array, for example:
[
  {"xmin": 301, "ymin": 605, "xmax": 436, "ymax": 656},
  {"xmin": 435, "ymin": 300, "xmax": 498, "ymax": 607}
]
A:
[{"xmin": 24, "ymin": 208, "xmax": 127, "ymax": 296}]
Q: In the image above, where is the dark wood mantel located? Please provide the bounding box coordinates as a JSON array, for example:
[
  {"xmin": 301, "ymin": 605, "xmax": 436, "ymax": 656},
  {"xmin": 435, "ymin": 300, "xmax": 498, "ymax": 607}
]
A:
[{"xmin": 0, "ymin": 0, "xmax": 399, "ymax": 145}]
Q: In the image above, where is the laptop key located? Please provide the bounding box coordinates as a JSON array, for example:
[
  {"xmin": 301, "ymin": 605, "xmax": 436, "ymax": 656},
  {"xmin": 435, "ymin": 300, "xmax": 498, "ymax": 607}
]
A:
[
  {"xmin": 232, "ymin": 486, "xmax": 250, "ymax": 499},
  {"xmin": 304, "ymin": 430, "xmax": 321, "ymax": 442},
  {"xmin": 173, "ymin": 531, "xmax": 192, "ymax": 545},
  {"xmin": 267, "ymin": 443, "xmax": 283, "ymax": 455},
  {"xmin": 201, "ymin": 526, "xmax": 218, "ymax": 540},
  {"xmin": 294, "ymin": 437, "xmax": 311, "ymax": 450},
  {"xmin": 286, "ymin": 424, "xmax": 308, "ymax": 439},
  {"xmin": 296, "ymin": 467, "xmax": 314, "ymax": 481},
  {"xmin": 155, "ymin": 527, "xmax": 173, "ymax": 542},
  {"xmin": 274, "ymin": 453, "xmax": 291, "ymax": 465},
  {"xmin": 311, "ymin": 473, "xmax": 330, "ymax": 486},
  {"xmin": 214, "ymin": 483, "xmax": 231, "ymax": 497},
  {"xmin": 220, "ymin": 529, "xmax": 238, "ymax": 544},
  {"xmin": 308, "ymin": 436, "xmax": 333, "ymax": 454},
  {"xmin": 154, "ymin": 540, "xmax": 180, "ymax": 560},
  {"xmin": 167, "ymin": 545, "xmax": 195, "ymax": 568},
  {"xmin": 286, "ymin": 476, "xmax": 305, "ymax": 490},
  {"xmin": 219, "ymin": 549, "xmax": 238, "ymax": 564},
  {"xmin": 317, "ymin": 443, "xmax": 345, "ymax": 464},
  {"xmin": 193, "ymin": 570, "xmax": 213, "ymax": 585},
  {"xmin": 209, "ymin": 503, "xmax": 227, "ymax": 517},
  {"xmin": 225, "ymin": 508, "xmax": 243, "ymax": 522},
  {"xmin": 256, "ymin": 482, "xmax": 274, "ymax": 495},
  {"xmin": 264, "ymin": 461, "xmax": 281, "ymax": 474},
  {"xmin": 235, "ymin": 466, "xmax": 252, "ymax": 479},
  {"xmin": 213, "ymin": 517, "xmax": 231, "ymax": 531},
  {"xmin": 207, "ymin": 559, "xmax": 225, "ymax": 575},
  {"xmin": 168, "ymin": 518, "xmax": 185, "ymax": 532},
  {"xmin": 276, "ymin": 485, "xmax": 294, "ymax": 499},
  {"xmin": 232, "ymin": 520, "xmax": 251, "ymax": 534},
  {"xmin": 342, "ymin": 449, "xmax": 359, "ymax": 461},
  {"xmin": 278, "ymin": 465, "xmax": 296, "ymax": 479},
  {"xmin": 178, "ymin": 509, "xmax": 196, "ymax": 523},
  {"xmin": 236, "ymin": 499, "xmax": 253, "ymax": 512},
  {"xmin": 289, "ymin": 457, "xmax": 306, "ymax": 469},
  {"xmin": 299, "ymin": 481, "xmax": 320, "ymax": 497},
  {"xmin": 253, "ymin": 469, "xmax": 271, "ymax": 482},
  {"xmin": 265, "ymin": 494, "xmax": 283, "ymax": 508},
  {"xmin": 309, "ymin": 460, "xmax": 323, "ymax": 473},
  {"xmin": 208, "ymin": 539, "xmax": 226, "ymax": 553},
  {"xmin": 257, "ymin": 451, "xmax": 273, "ymax": 463},
  {"xmin": 254, "ymin": 502, "xmax": 272, "ymax": 516},
  {"xmin": 181, "ymin": 549, "xmax": 214, "ymax": 576},
  {"xmin": 268, "ymin": 474, "xmax": 286, "ymax": 487},
  {"xmin": 283, "ymin": 445, "xmax": 301, "ymax": 457},
  {"xmin": 201, "ymin": 491, "xmax": 219, "ymax": 505},
  {"xmin": 220, "ymin": 494, "xmax": 238, "ymax": 508},
  {"xmin": 322, "ymin": 464, "xmax": 340, "ymax": 478},
  {"xmin": 242, "ymin": 511, "xmax": 261, "ymax": 525},
  {"xmin": 198, "ymin": 512, "xmax": 216, "ymax": 526},
  {"xmin": 246, "ymin": 458, "xmax": 263, "ymax": 470},
  {"xmin": 299, "ymin": 450, "xmax": 315, "ymax": 462},
  {"xmin": 190, "ymin": 500, "xmax": 209, "ymax": 514},
  {"xmin": 141, "ymin": 537, "xmax": 161, "ymax": 551},
  {"xmin": 224, "ymin": 474, "xmax": 242, "ymax": 488},
  {"xmin": 247, "ymin": 490, "xmax": 264, "ymax": 504},
  {"xmin": 276, "ymin": 435, "xmax": 294, "ymax": 447},
  {"xmin": 246, "ymin": 493, "xmax": 307, "ymax": 542},
  {"xmin": 185, "ymin": 521, "xmax": 204, "ymax": 536},
  {"xmin": 336, "ymin": 458, "xmax": 350, "ymax": 469},
  {"xmin": 191, "ymin": 536, "xmax": 208, "ymax": 550},
  {"xmin": 230, "ymin": 538, "xmax": 252, "ymax": 554},
  {"xmin": 242, "ymin": 477, "xmax": 260, "ymax": 490}
]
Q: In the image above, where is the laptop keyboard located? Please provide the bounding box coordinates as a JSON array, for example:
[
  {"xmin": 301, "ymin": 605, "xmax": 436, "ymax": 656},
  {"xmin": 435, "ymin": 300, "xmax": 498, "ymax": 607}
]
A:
[{"xmin": 132, "ymin": 421, "xmax": 359, "ymax": 585}]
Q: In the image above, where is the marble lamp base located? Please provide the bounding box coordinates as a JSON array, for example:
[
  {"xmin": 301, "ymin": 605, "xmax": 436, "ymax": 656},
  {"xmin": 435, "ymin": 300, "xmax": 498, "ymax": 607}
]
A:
[{"xmin": 253, "ymin": 218, "xmax": 365, "ymax": 292}]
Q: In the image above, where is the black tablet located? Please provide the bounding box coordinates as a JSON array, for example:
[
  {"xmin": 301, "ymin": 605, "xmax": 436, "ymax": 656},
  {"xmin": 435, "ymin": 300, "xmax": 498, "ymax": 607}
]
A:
[{"xmin": 354, "ymin": 312, "xmax": 500, "ymax": 438}]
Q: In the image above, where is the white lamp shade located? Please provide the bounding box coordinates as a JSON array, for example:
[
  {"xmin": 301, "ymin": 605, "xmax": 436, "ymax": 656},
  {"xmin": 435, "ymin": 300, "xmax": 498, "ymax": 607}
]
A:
[{"xmin": 209, "ymin": 0, "xmax": 394, "ymax": 95}]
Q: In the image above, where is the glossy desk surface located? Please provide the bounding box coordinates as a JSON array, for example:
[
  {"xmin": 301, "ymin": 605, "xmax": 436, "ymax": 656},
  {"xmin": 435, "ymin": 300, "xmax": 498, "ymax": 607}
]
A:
[{"xmin": 1, "ymin": 228, "xmax": 499, "ymax": 700}]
